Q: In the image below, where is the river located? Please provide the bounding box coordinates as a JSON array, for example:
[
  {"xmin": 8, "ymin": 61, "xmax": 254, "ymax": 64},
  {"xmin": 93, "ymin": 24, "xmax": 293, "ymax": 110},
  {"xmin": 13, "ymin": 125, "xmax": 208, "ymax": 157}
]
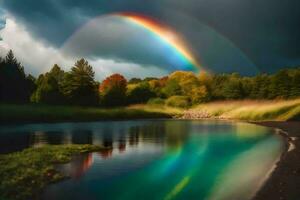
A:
[{"xmin": 0, "ymin": 120, "xmax": 284, "ymax": 200}]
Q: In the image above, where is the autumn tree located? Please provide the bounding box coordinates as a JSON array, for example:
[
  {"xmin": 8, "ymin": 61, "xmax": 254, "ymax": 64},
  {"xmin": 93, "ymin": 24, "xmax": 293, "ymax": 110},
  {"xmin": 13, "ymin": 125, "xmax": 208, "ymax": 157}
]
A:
[
  {"xmin": 100, "ymin": 74, "xmax": 127, "ymax": 106},
  {"xmin": 168, "ymin": 71, "xmax": 200, "ymax": 96}
]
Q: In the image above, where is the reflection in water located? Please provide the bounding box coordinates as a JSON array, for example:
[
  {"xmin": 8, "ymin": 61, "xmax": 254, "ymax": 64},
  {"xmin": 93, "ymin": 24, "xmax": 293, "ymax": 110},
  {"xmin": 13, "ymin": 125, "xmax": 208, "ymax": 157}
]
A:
[
  {"xmin": 0, "ymin": 121, "xmax": 193, "ymax": 156},
  {"xmin": 59, "ymin": 153, "xmax": 94, "ymax": 179},
  {"xmin": 0, "ymin": 120, "xmax": 284, "ymax": 200},
  {"xmin": 98, "ymin": 149, "xmax": 113, "ymax": 159}
]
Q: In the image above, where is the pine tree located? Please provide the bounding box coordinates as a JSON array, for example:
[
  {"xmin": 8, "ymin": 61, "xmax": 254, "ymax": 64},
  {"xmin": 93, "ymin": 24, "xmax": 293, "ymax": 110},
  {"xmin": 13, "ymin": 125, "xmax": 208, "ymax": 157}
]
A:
[
  {"xmin": 61, "ymin": 59, "xmax": 98, "ymax": 105},
  {"xmin": 0, "ymin": 50, "xmax": 33, "ymax": 103}
]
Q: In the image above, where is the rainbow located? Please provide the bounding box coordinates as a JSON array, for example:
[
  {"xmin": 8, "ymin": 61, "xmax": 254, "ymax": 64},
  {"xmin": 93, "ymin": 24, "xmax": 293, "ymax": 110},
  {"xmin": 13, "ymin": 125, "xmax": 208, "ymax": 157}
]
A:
[{"xmin": 114, "ymin": 12, "xmax": 201, "ymax": 71}]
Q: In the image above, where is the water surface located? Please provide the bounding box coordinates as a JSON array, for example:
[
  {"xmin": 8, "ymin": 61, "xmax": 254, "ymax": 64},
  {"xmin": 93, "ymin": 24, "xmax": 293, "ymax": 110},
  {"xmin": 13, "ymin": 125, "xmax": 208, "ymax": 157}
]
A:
[{"xmin": 0, "ymin": 120, "xmax": 284, "ymax": 200}]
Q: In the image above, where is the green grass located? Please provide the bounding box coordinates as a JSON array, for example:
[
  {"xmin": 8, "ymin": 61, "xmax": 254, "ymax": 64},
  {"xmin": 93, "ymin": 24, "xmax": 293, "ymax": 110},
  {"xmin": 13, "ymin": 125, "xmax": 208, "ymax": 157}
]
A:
[
  {"xmin": 0, "ymin": 104, "xmax": 172, "ymax": 123},
  {"xmin": 189, "ymin": 99, "xmax": 300, "ymax": 121},
  {"xmin": 129, "ymin": 104, "xmax": 184, "ymax": 117},
  {"xmin": 0, "ymin": 144, "xmax": 105, "ymax": 200}
]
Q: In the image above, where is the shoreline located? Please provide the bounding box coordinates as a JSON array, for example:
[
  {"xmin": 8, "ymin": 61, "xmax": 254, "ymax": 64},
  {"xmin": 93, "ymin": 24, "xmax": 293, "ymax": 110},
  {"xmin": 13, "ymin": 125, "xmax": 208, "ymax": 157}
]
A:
[
  {"xmin": 1, "ymin": 105, "xmax": 299, "ymax": 199},
  {"xmin": 252, "ymin": 121, "xmax": 300, "ymax": 200}
]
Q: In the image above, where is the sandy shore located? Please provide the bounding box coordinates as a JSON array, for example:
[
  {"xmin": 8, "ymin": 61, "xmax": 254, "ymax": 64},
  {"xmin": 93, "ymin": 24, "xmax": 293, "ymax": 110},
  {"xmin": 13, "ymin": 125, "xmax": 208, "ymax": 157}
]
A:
[{"xmin": 253, "ymin": 121, "xmax": 300, "ymax": 200}]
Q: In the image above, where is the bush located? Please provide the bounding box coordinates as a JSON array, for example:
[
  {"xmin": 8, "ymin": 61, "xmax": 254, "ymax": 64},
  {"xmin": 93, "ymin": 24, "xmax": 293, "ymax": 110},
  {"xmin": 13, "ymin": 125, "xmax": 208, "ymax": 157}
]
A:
[
  {"xmin": 126, "ymin": 82, "xmax": 156, "ymax": 104},
  {"xmin": 147, "ymin": 98, "xmax": 165, "ymax": 105},
  {"xmin": 166, "ymin": 96, "xmax": 191, "ymax": 108}
]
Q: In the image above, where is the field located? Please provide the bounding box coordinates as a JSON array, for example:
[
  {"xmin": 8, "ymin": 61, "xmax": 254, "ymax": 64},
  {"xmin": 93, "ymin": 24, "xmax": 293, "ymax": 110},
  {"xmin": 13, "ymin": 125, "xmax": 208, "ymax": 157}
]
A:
[
  {"xmin": 1, "ymin": 99, "xmax": 299, "ymax": 124},
  {"xmin": 187, "ymin": 99, "xmax": 300, "ymax": 121}
]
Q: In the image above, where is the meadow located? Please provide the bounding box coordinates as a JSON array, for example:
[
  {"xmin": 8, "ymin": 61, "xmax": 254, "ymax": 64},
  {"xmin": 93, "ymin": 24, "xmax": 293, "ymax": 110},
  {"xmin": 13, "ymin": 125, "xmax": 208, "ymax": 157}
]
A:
[
  {"xmin": 187, "ymin": 98, "xmax": 300, "ymax": 121},
  {"xmin": 1, "ymin": 99, "xmax": 299, "ymax": 124}
]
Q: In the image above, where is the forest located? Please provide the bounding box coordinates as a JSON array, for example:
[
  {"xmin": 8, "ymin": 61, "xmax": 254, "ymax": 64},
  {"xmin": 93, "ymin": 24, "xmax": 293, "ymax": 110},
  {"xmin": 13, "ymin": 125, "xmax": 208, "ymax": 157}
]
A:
[{"xmin": 1, "ymin": 50, "xmax": 300, "ymax": 108}]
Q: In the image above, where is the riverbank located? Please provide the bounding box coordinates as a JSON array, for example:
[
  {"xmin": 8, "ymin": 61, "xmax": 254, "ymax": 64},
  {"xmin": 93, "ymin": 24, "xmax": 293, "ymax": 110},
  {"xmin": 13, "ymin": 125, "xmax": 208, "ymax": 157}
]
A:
[
  {"xmin": 182, "ymin": 99, "xmax": 300, "ymax": 121},
  {"xmin": 180, "ymin": 100, "xmax": 300, "ymax": 200},
  {"xmin": 252, "ymin": 121, "xmax": 300, "ymax": 200},
  {"xmin": 0, "ymin": 104, "xmax": 174, "ymax": 124},
  {"xmin": 0, "ymin": 144, "xmax": 106, "ymax": 200},
  {"xmin": 1, "ymin": 102, "xmax": 299, "ymax": 199}
]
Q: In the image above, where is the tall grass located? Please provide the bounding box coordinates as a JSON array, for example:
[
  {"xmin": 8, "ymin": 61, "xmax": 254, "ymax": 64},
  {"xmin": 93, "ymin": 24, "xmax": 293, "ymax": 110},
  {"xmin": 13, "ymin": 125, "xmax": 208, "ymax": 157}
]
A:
[
  {"xmin": 129, "ymin": 104, "xmax": 184, "ymax": 116},
  {"xmin": 1, "ymin": 99, "xmax": 299, "ymax": 123},
  {"xmin": 190, "ymin": 99, "xmax": 300, "ymax": 121},
  {"xmin": 0, "ymin": 104, "xmax": 172, "ymax": 123}
]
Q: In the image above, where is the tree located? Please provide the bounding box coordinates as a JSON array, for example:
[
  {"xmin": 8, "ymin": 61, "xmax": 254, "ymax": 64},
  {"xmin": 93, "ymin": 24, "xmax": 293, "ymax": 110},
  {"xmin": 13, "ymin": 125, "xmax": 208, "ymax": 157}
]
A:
[
  {"xmin": 248, "ymin": 74, "xmax": 270, "ymax": 99},
  {"xmin": 61, "ymin": 59, "xmax": 98, "ymax": 105},
  {"xmin": 49, "ymin": 64, "xmax": 65, "ymax": 83},
  {"xmin": 162, "ymin": 79, "xmax": 182, "ymax": 97},
  {"xmin": 289, "ymin": 68, "xmax": 300, "ymax": 98},
  {"xmin": 148, "ymin": 76, "xmax": 168, "ymax": 98},
  {"xmin": 0, "ymin": 50, "xmax": 34, "ymax": 103},
  {"xmin": 268, "ymin": 70, "xmax": 290, "ymax": 99},
  {"xmin": 168, "ymin": 71, "xmax": 200, "ymax": 96},
  {"xmin": 190, "ymin": 86, "xmax": 209, "ymax": 104},
  {"xmin": 127, "ymin": 82, "xmax": 156, "ymax": 104},
  {"xmin": 128, "ymin": 78, "xmax": 142, "ymax": 84},
  {"xmin": 222, "ymin": 77, "xmax": 244, "ymax": 99},
  {"xmin": 31, "ymin": 64, "xmax": 65, "ymax": 104},
  {"xmin": 100, "ymin": 74, "xmax": 127, "ymax": 106}
]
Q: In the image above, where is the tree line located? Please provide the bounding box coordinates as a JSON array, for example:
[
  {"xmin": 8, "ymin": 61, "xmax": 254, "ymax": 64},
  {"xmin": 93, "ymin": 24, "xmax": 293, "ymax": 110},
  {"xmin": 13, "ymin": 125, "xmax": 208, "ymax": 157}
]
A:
[{"xmin": 1, "ymin": 50, "xmax": 300, "ymax": 107}]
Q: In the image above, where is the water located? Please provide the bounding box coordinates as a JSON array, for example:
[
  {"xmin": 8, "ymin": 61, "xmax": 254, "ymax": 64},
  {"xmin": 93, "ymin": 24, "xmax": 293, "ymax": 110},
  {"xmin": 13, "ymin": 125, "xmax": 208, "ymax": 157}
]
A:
[{"xmin": 0, "ymin": 120, "xmax": 284, "ymax": 200}]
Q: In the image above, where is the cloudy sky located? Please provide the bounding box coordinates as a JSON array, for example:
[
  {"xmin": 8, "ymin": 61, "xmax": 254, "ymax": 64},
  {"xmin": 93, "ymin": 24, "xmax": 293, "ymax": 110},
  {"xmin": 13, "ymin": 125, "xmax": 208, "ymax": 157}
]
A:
[{"xmin": 0, "ymin": 0, "xmax": 299, "ymax": 80}]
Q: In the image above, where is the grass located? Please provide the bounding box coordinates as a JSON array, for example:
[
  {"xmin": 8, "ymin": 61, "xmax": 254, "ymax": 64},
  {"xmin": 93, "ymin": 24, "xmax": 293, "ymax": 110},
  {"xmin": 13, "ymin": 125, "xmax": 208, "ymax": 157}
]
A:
[
  {"xmin": 189, "ymin": 99, "xmax": 300, "ymax": 121},
  {"xmin": 0, "ymin": 144, "xmax": 105, "ymax": 200},
  {"xmin": 1, "ymin": 99, "xmax": 299, "ymax": 124},
  {"xmin": 0, "ymin": 104, "xmax": 172, "ymax": 124},
  {"xmin": 129, "ymin": 104, "xmax": 184, "ymax": 117}
]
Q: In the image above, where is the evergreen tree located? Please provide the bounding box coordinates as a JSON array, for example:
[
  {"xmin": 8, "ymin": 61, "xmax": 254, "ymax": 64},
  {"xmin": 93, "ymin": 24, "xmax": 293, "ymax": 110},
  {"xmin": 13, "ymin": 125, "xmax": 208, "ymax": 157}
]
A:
[
  {"xmin": 0, "ymin": 50, "xmax": 34, "ymax": 103},
  {"xmin": 269, "ymin": 70, "xmax": 290, "ymax": 99},
  {"xmin": 289, "ymin": 68, "xmax": 300, "ymax": 98},
  {"xmin": 223, "ymin": 80, "xmax": 244, "ymax": 99},
  {"xmin": 61, "ymin": 59, "xmax": 98, "ymax": 105},
  {"xmin": 31, "ymin": 64, "xmax": 65, "ymax": 104}
]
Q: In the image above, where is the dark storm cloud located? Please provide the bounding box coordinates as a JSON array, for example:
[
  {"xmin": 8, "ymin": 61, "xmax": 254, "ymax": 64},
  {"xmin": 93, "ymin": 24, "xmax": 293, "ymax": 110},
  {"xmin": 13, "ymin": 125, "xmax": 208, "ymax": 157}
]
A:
[
  {"xmin": 60, "ymin": 16, "xmax": 192, "ymax": 71},
  {"xmin": 0, "ymin": 0, "xmax": 162, "ymax": 45},
  {"xmin": 1, "ymin": 0, "xmax": 300, "ymax": 73}
]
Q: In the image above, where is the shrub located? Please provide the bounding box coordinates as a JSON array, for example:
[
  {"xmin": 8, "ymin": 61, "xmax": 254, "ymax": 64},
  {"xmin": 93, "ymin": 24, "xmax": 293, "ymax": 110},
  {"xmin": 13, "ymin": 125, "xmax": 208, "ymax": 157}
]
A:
[
  {"xmin": 147, "ymin": 98, "xmax": 165, "ymax": 105},
  {"xmin": 127, "ymin": 82, "xmax": 156, "ymax": 104},
  {"xmin": 166, "ymin": 96, "xmax": 191, "ymax": 108}
]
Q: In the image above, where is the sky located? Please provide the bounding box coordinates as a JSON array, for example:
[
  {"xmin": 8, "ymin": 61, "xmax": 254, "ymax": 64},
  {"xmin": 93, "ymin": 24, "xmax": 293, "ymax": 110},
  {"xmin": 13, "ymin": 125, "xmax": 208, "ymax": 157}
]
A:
[{"xmin": 0, "ymin": 0, "xmax": 299, "ymax": 80}]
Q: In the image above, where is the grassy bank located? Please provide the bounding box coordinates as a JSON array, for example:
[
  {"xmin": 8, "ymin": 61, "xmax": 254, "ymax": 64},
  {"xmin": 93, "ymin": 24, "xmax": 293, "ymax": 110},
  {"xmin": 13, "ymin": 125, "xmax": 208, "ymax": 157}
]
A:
[
  {"xmin": 186, "ymin": 99, "xmax": 300, "ymax": 121},
  {"xmin": 128, "ymin": 104, "xmax": 184, "ymax": 116},
  {"xmin": 1, "ymin": 99, "xmax": 299, "ymax": 124},
  {"xmin": 0, "ymin": 104, "xmax": 173, "ymax": 124},
  {"xmin": 0, "ymin": 144, "xmax": 105, "ymax": 200}
]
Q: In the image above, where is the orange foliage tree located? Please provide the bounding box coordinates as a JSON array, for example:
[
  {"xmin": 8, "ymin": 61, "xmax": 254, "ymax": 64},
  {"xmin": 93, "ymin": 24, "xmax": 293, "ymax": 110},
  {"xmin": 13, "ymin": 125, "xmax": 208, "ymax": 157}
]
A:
[{"xmin": 99, "ymin": 74, "xmax": 127, "ymax": 106}]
